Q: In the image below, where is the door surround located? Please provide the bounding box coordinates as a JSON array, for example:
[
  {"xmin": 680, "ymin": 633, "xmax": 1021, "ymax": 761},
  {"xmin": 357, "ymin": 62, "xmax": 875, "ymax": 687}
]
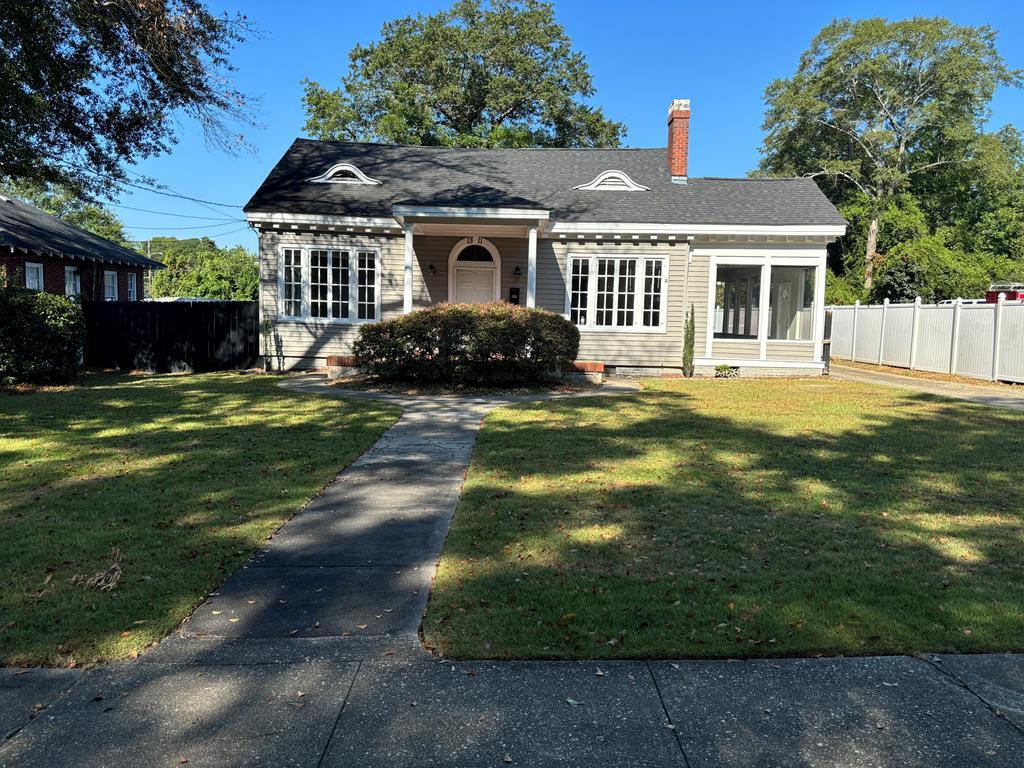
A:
[{"xmin": 447, "ymin": 237, "xmax": 501, "ymax": 303}]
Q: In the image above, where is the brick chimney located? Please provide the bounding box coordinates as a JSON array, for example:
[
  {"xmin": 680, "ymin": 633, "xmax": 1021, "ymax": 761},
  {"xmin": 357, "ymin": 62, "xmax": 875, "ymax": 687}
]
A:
[{"xmin": 667, "ymin": 99, "xmax": 691, "ymax": 183}]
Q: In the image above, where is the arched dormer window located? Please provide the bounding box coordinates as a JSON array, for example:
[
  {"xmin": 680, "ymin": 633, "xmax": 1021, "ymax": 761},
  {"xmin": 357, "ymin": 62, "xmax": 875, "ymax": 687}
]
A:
[
  {"xmin": 572, "ymin": 170, "xmax": 649, "ymax": 192},
  {"xmin": 307, "ymin": 163, "xmax": 381, "ymax": 185}
]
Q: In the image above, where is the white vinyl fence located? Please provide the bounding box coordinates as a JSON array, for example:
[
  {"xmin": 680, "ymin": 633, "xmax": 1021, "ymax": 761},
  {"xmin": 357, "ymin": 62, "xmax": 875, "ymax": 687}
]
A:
[{"xmin": 829, "ymin": 298, "xmax": 1024, "ymax": 384}]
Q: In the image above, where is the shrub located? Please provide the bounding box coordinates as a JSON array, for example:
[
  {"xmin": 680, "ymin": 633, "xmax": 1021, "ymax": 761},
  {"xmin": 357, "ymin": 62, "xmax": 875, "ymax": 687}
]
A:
[
  {"xmin": 682, "ymin": 304, "xmax": 695, "ymax": 377},
  {"xmin": 0, "ymin": 288, "xmax": 84, "ymax": 383},
  {"xmin": 354, "ymin": 302, "xmax": 580, "ymax": 386}
]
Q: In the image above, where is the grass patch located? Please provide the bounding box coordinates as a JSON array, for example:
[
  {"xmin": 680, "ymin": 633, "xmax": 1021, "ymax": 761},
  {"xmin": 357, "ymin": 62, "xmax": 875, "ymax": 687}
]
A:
[
  {"xmin": 0, "ymin": 372, "xmax": 399, "ymax": 666},
  {"xmin": 423, "ymin": 378, "xmax": 1024, "ymax": 659}
]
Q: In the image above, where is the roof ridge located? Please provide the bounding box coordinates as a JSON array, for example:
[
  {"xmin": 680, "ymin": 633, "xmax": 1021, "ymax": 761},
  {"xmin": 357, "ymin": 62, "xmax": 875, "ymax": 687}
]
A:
[{"xmin": 294, "ymin": 138, "xmax": 664, "ymax": 152}]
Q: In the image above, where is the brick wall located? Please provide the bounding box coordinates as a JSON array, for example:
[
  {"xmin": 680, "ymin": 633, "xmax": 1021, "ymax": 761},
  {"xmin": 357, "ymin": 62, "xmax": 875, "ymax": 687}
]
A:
[{"xmin": 0, "ymin": 251, "xmax": 144, "ymax": 301}]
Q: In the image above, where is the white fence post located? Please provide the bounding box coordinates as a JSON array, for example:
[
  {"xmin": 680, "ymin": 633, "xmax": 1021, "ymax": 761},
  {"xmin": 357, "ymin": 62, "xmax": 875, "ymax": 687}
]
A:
[
  {"xmin": 877, "ymin": 298, "xmax": 889, "ymax": 365},
  {"xmin": 992, "ymin": 293, "xmax": 1006, "ymax": 382},
  {"xmin": 949, "ymin": 298, "xmax": 962, "ymax": 375},
  {"xmin": 909, "ymin": 296, "xmax": 922, "ymax": 370},
  {"xmin": 851, "ymin": 300, "xmax": 860, "ymax": 363}
]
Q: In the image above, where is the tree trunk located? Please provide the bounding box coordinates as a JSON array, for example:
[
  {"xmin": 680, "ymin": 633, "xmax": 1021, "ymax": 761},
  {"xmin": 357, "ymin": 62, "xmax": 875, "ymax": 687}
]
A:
[{"xmin": 863, "ymin": 216, "xmax": 880, "ymax": 291}]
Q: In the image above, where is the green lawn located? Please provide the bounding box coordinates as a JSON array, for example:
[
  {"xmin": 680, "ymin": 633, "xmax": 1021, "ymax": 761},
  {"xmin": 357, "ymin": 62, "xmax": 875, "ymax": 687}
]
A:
[
  {"xmin": 423, "ymin": 378, "xmax": 1024, "ymax": 659},
  {"xmin": 0, "ymin": 373, "xmax": 399, "ymax": 666}
]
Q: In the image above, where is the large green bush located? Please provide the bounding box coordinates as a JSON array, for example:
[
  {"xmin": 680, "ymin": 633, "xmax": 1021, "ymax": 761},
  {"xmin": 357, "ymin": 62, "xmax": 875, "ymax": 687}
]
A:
[
  {"xmin": 354, "ymin": 303, "xmax": 580, "ymax": 386},
  {"xmin": 0, "ymin": 288, "xmax": 84, "ymax": 383}
]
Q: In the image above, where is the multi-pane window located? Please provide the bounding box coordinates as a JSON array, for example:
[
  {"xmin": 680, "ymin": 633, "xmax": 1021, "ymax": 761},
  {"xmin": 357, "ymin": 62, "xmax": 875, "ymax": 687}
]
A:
[
  {"xmin": 279, "ymin": 246, "xmax": 377, "ymax": 321},
  {"xmin": 569, "ymin": 257, "xmax": 589, "ymax": 325},
  {"xmin": 25, "ymin": 262, "xmax": 43, "ymax": 291},
  {"xmin": 282, "ymin": 249, "xmax": 303, "ymax": 317},
  {"xmin": 128, "ymin": 273, "xmax": 138, "ymax": 301},
  {"xmin": 642, "ymin": 260, "xmax": 663, "ymax": 327},
  {"xmin": 569, "ymin": 255, "xmax": 666, "ymax": 330},
  {"xmin": 310, "ymin": 250, "xmax": 351, "ymax": 320},
  {"xmin": 356, "ymin": 251, "xmax": 376, "ymax": 320}
]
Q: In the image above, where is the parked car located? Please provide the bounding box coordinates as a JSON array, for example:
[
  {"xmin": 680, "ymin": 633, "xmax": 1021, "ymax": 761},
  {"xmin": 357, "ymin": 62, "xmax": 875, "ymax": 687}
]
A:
[
  {"xmin": 938, "ymin": 298, "xmax": 988, "ymax": 305},
  {"xmin": 986, "ymin": 283, "xmax": 1024, "ymax": 302}
]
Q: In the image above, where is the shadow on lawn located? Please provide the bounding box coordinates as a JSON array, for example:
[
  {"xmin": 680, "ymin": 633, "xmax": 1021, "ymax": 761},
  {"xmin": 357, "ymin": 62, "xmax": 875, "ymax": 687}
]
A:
[
  {"xmin": 426, "ymin": 383, "xmax": 1024, "ymax": 659},
  {"xmin": 0, "ymin": 373, "xmax": 398, "ymax": 666}
]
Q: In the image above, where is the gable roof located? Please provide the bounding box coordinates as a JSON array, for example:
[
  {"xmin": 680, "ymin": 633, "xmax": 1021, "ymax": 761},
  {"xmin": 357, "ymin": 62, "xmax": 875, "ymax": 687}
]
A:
[
  {"xmin": 0, "ymin": 195, "xmax": 163, "ymax": 268},
  {"xmin": 245, "ymin": 139, "xmax": 847, "ymax": 228}
]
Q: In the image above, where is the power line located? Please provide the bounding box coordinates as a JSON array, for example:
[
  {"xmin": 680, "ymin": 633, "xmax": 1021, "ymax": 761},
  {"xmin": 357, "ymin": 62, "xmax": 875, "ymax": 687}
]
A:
[
  {"xmin": 109, "ymin": 202, "xmax": 243, "ymax": 222},
  {"xmin": 126, "ymin": 220, "xmax": 251, "ymax": 231}
]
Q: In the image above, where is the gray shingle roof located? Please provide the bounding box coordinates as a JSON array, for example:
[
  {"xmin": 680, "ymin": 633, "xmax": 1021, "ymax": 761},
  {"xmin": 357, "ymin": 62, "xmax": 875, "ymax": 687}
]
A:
[
  {"xmin": 0, "ymin": 195, "xmax": 163, "ymax": 268},
  {"xmin": 245, "ymin": 139, "xmax": 846, "ymax": 227}
]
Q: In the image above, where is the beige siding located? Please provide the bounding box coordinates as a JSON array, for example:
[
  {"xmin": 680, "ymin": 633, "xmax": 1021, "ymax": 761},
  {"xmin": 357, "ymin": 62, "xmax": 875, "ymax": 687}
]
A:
[
  {"xmin": 538, "ymin": 239, "xmax": 690, "ymax": 370},
  {"xmin": 259, "ymin": 229, "xmax": 404, "ymax": 368},
  {"xmin": 766, "ymin": 341, "xmax": 816, "ymax": 361},
  {"xmin": 712, "ymin": 339, "xmax": 761, "ymax": 359}
]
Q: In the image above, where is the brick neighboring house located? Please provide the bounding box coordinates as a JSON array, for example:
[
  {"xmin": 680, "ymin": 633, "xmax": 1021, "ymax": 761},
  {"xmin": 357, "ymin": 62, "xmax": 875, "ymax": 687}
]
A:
[{"xmin": 0, "ymin": 194, "xmax": 163, "ymax": 301}]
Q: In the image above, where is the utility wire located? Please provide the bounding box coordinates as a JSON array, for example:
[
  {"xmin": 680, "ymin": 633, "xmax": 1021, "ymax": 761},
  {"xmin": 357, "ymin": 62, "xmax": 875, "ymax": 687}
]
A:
[
  {"xmin": 127, "ymin": 220, "xmax": 252, "ymax": 231},
  {"xmin": 109, "ymin": 202, "xmax": 243, "ymax": 222}
]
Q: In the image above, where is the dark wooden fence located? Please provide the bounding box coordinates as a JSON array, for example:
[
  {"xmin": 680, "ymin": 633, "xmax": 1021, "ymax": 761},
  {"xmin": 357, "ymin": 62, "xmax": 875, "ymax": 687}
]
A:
[{"xmin": 82, "ymin": 301, "xmax": 260, "ymax": 372}]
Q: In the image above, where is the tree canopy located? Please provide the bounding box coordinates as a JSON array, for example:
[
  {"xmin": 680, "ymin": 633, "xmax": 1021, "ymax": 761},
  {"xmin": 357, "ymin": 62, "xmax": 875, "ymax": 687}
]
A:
[
  {"xmin": 758, "ymin": 17, "xmax": 1023, "ymax": 300},
  {"xmin": 302, "ymin": 0, "xmax": 624, "ymax": 148},
  {"xmin": 0, "ymin": 0, "xmax": 254, "ymax": 198},
  {"xmin": 148, "ymin": 237, "xmax": 259, "ymax": 301}
]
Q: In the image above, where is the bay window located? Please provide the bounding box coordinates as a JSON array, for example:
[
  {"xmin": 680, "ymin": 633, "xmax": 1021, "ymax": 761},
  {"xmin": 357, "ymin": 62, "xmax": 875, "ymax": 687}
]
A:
[
  {"xmin": 769, "ymin": 265, "xmax": 815, "ymax": 341},
  {"xmin": 279, "ymin": 245, "xmax": 379, "ymax": 322},
  {"xmin": 568, "ymin": 254, "xmax": 666, "ymax": 331}
]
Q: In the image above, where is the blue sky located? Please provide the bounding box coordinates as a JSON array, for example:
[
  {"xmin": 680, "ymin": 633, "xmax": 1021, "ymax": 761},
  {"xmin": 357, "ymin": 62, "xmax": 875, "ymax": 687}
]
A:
[{"xmin": 115, "ymin": 0, "xmax": 1024, "ymax": 251}]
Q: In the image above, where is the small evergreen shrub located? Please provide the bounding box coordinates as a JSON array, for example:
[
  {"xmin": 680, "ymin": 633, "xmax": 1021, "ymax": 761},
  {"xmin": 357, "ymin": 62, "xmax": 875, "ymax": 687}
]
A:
[
  {"xmin": 354, "ymin": 303, "xmax": 580, "ymax": 386},
  {"xmin": 0, "ymin": 288, "xmax": 85, "ymax": 383},
  {"xmin": 682, "ymin": 304, "xmax": 695, "ymax": 377}
]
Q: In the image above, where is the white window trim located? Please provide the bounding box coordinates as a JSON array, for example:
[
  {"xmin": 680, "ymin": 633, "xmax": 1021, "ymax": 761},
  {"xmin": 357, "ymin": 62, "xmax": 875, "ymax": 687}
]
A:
[
  {"xmin": 64, "ymin": 266, "xmax": 81, "ymax": 299},
  {"xmin": 127, "ymin": 272, "xmax": 138, "ymax": 301},
  {"xmin": 705, "ymin": 252, "xmax": 827, "ymax": 361},
  {"xmin": 103, "ymin": 270, "xmax": 118, "ymax": 301},
  {"xmin": 564, "ymin": 252, "xmax": 668, "ymax": 334},
  {"xmin": 572, "ymin": 170, "xmax": 650, "ymax": 192},
  {"xmin": 447, "ymin": 237, "xmax": 501, "ymax": 303},
  {"xmin": 277, "ymin": 244, "xmax": 382, "ymax": 325},
  {"xmin": 306, "ymin": 163, "xmax": 381, "ymax": 185},
  {"xmin": 25, "ymin": 261, "xmax": 43, "ymax": 291}
]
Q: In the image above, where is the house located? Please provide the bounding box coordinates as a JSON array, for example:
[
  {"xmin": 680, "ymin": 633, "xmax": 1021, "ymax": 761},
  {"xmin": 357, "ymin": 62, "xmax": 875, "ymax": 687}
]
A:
[
  {"xmin": 244, "ymin": 100, "xmax": 847, "ymax": 376},
  {"xmin": 0, "ymin": 194, "xmax": 163, "ymax": 302}
]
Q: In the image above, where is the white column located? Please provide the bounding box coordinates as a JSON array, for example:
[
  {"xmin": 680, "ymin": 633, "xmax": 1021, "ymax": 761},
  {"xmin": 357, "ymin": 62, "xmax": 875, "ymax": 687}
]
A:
[
  {"xmin": 812, "ymin": 261, "xmax": 826, "ymax": 363},
  {"xmin": 403, "ymin": 224, "xmax": 414, "ymax": 313},
  {"xmin": 758, "ymin": 262, "xmax": 771, "ymax": 360},
  {"xmin": 909, "ymin": 296, "xmax": 922, "ymax": 370},
  {"xmin": 992, "ymin": 293, "xmax": 1006, "ymax": 381},
  {"xmin": 526, "ymin": 225, "xmax": 537, "ymax": 308}
]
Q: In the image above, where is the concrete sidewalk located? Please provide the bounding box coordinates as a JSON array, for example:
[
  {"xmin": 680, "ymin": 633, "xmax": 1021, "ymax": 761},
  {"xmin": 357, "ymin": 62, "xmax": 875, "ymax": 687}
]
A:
[
  {"xmin": 3, "ymin": 376, "xmax": 1024, "ymax": 767},
  {"xmin": 830, "ymin": 362, "xmax": 1024, "ymax": 411}
]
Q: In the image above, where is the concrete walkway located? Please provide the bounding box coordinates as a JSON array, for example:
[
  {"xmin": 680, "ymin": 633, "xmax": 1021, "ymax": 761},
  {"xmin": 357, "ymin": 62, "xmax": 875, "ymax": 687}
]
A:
[
  {"xmin": 3, "ymin": 376, "xmax": 1024, "ymax": 767},
  {"xmin": 831, "ymin": 362, "xmax": 1024, "ymax": 411}
]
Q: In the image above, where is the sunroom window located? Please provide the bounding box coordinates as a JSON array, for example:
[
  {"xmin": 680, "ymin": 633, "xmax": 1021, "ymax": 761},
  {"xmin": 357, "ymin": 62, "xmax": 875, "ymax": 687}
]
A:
[
  {"xmin": 714, "ymin": 266, "xmax": 760, "ymax": 338},
  {"xmin": 769, "ymin": 266, "xmax": 815, "ymax": 340},
  {"xmin": 568, "ymin": 255, "xmax": 666, "ymax": 331},
  {"xmin": 280, "ymin": 246, "xmax": 378, "ymax": 322}
]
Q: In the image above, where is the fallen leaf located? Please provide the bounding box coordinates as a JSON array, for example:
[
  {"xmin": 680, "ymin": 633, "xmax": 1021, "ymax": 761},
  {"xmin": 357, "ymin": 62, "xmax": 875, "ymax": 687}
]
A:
[
  {"xmin": 356, "ymin": 624, "xmax": 368, "ymax": 630},
  {"xmin": 595, "ymin": 668, "xmax": 605, "ymax": 677},
  {"xmin": 228, "ymin": 618, "xmax": 239, "ymax": 623},
  {"xmin": 566, "ymin": 698, "xmax": 582, "ymax": 706},
  {"xmin": 211, "ymin": 611, "xmax": 222, "ymax": 615},
  {"xmin": 504, "ymin": 755, "xmax": 513, "ymax": 763}
]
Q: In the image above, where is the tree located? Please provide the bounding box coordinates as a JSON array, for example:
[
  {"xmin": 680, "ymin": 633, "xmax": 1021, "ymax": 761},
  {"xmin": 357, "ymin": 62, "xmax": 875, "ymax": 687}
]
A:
[
  {"xmin": 0, "ymin": 0, "xmax": 254, "ymax": 197},
  {"xmin": 0, "ymin": 180, "xmax": 129, "ymax": 246},
  {"xmin": 759, "ymin": 17, "xmax": 1022, "ymax": 290},
  {"xmin": 682, "ymin": 305, "xmax": 695, "ymax": 378},
  {"xmin": 302, "ymin": 0, "xmax": 624, "ymax": 148},
  {"xmin": 148, "ymin": 237, "xmax": 258, "ymax": 301}
]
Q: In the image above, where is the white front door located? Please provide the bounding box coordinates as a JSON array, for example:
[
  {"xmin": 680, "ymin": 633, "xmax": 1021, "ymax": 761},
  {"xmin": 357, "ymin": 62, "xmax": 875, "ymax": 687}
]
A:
[{"xmin": 454, "ymin": 267, "xmax": 496, "ymax": 304}]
